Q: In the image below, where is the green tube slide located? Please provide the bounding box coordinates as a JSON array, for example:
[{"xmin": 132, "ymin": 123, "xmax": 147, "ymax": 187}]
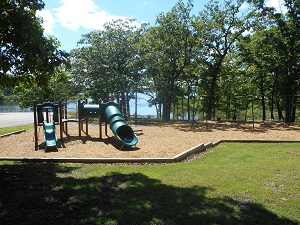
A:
[
  {"xmin": 80, "ymin": 101, "xmax": 138, "ymax": 146},
  {"xmin": 103, "ymin": 103, "xmax": 138, "ymax": 147}
]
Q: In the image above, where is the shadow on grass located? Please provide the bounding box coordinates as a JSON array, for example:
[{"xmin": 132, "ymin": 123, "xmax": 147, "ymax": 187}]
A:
[{"xmin": 0, "ymin": 163, "xmax": 297, "ymax": 225}]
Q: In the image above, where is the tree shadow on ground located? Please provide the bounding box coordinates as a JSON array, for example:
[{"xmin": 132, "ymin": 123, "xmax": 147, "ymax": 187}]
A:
[
  {"xmin": 167, "ymin": 120, "xmax": 300, "ymax": 133},
  {"xmin": 60, "ymin": 133, "xmax": 139, "ymax": 151},
  {"xmin": 0, "ymin": 163, "xmax": 297, "ymax": 225}
]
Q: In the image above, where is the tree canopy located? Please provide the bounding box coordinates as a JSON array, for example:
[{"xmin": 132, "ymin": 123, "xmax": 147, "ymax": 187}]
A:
[
  {"xmin": 2, "ymin": 0, "xmax": 300, "ymax": 122},
  {"xmin": 0, "ymin": 0, "xmax": 67, "ymax": 95},
  {"xmin": 68, "ymin": 0, "xmax": 300, "ymax": 122}
]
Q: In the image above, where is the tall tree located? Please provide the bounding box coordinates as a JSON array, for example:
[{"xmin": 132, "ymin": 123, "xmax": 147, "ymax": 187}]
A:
[
  {"xmin": 141, "ymin": 0, "xmax": 196, "ymax": 121},
  {"xmin": 73, "ymin": 19, "xmax": 144, "ymax": 116},
  {"xmin": 238, "ymin": 27, "xmax": 286, "ymax": 121},
  {"xmin": 193, "ymin": 0, "xmax": 256, "ymax": 120},
  {"xmin": 247, "ymin": 0, "xmax": 300, "ymax": 122}
]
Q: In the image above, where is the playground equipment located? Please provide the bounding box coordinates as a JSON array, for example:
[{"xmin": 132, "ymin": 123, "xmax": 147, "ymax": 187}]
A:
[
  {"xmin": 33, "ymin": 101, "xmax": 62, "ymax": 150},
  {"xmin": 33, "ymin": 99, "xmax": 138, "ymax": 150},
  {"xmin": 78, "ymin": 101, "xmax": 138, "ymax": 147}
]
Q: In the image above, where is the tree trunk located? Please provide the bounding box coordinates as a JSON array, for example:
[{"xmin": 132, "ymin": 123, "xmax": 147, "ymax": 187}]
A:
[
  {"xmin": 162, "ymin": 95, "xmax": 172, "ymax": 121},
  {"xmin": 261, "ymin": 95, "xmax": 266, "ymax": 121},
  {"xmin": 276, "ymin": 100, "xmax": 284, "ymax": 121},
  {"xmin": 181, "ymin": 97, "xmax": 184, "ymax": 120},
  {"xmin": 120, "ymin": 92, "xmax": 126, "ymax": 115},
  {"xmin": 259, "ymin": 76, "xmax": 266, "ymax": 121},
  {"xmin": 206, "ymin": 73, "xmax": 217, "ymax": 120},
  {"xmin": 269, "ymin": 95, "xmax": 274, "ymax": 120},
  {"xmin": 126, "ymin": 92, "xmax": 130, "ymax": 119},
  {"xmin": 226, "ymin": 96, "xmax": 230, "ymax": 120},
  {"xmin": 187, "ymin": 84, "xmax": 191, "ymax": 120}
]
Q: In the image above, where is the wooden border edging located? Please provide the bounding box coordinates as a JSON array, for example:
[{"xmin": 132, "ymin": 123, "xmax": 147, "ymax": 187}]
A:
[
  {"xmin": 173, "ymin": 143, "xmax": 205, "ymax": 162},
  {"xmin": 0, "ymin": 157, "xmax": 175, "ymax": 164},
  {"xmin": 1, "ymin": 140, "xmax": 300, "ymax": 163},
  {"xmin": 0, "ymin": 130, "xmax": 26, "ymax": 138}
]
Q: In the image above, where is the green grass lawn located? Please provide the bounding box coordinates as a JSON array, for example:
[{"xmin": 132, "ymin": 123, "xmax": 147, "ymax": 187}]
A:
[{"xmin": 0, "ymin": 143, "xmax": 299, "ymax": 225}]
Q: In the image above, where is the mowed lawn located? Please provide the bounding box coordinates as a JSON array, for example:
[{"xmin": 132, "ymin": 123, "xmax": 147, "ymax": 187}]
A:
[{"xmin": 0, "ymin": 143, "xmax": 299, "ymax": 225}]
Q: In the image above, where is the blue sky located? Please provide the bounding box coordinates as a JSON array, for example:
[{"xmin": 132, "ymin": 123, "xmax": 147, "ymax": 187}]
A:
[
  {"xmin": 37, "ymin": 0, "xmax": 210, "ymax": 52},
  {"xmin": 37, "ymin": 0, "xmax": 285, "ymax": 52}
]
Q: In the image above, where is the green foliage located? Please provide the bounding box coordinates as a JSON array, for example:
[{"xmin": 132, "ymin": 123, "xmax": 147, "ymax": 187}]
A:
[
  {"xmin": 14, "ymin": 68, "xmax": 78, "ymax": 108},
  {"xmin": 66, "ymin": 0, "xmax": 300, "ymax": 122},
  {"xmin": 192, "ymin": 0, "xmax": 257, "ymax": 119},
  {"xmin": 0, "ymin": 0, "xmax": 68, "ymax": 93},
  {"xmin": 0, "ymin": 86, "xmax": 18, "ymax": 102},
  {"xmin": 72, "ymin": 18, "xmax": 144, "ymax": 115},
  {"xmin": 241, "ymin": 0, "xmax": 300, "ymax": 122},
  {"xmin": 141, "ymin": 0, "xmax": 196, "ymax": 120},
  {"xmin": 0, "ymin": 90, "xmax": 5, "ymax": 102}
]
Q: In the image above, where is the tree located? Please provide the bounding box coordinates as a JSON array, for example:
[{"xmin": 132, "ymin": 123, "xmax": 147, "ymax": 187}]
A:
[
  {"xmin": 247, "ymin": 0, "xmax": 300, "ymax": 122},
  {"xmin": 14, "ymin": 66, "xmax": 77, "ymax": 108},
  {"xmin": 238, "ymin": 27, "xmax": 286, "ymax": 121},
  {"xmin": 0, "ymin": 0, "xmax": 67, "ymax": 98},
  {"xmin": 73, "ymin": 19, "xmax": 144, "ymax": 117},
  {"xmin": 141, "ymin": 0, "xmax": 196, "ymax": 121},
  {"xmin": 193, "ymin": 0, "xmax": 256, "ymax": 120}
]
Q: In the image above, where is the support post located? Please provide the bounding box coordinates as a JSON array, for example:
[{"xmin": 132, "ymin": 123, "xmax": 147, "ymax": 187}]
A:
[
  {"xmin": 99, "ymin": 101, "xmax": 102, "ymax": 139},
  {"xmin": 78, "ymin": 99, "xmax": 81, "ymax": 137},
  {"xmin": 59, "ymin": 100, "xmax": 63, "ymax": 141},
  {"xmin": 105, "ymin": 122, "xmax": 108, "ymax": 137},
  {"xmin": 64, "ymin": 100, "xmax": 68, "ymax": 135},
  {"xmin": 86, "ymin": 118, "xmax": 89, "ymax": 135},
  {"xmin": 33, "ymin": 100, "xmax": 38, "ymax": 150}
]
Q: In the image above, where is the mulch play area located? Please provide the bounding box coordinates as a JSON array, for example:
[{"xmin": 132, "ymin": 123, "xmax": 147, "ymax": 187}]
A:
[{"xmin": 1, "ymin": 121, "xmax": 300, "ymax": 162}]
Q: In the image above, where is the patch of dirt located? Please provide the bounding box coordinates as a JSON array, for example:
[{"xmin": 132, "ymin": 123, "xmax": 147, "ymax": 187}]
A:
[{"xmin": 0, "ymin": 121, "xmax": 299, "ymax": 159}]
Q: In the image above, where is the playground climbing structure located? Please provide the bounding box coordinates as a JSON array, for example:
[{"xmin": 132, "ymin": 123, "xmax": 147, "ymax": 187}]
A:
[
  {"xmin": 33, "ymin": 100, "xmax": 138, "ymax": 150},
  {"xmin": 33, "ymin": 101, "xmax": 62, "ymax": 150}
]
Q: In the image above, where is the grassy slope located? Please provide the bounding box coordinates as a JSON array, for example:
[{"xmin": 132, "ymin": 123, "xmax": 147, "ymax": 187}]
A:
[{"xmin": 0, "ymin": 143, "xmax": 299, "ymax": 224}]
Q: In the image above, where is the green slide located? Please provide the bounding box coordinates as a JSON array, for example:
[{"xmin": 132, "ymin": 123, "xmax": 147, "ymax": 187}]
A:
[
  {"xmin": 103, "ymin": 103, "xmax": 138, "ymax": 147},
  {"xmin": 80, "ymin": 101, "xmax": 138, "ymax": 147},
  {"xmin": 43, "ymin": 122, "xmax": 57, "ymax": 148}
]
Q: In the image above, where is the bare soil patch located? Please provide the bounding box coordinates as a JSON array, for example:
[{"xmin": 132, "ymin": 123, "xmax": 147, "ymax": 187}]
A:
[{"xmin": 1, "ymin": 121, "xmax": 300, "ymax": 159}]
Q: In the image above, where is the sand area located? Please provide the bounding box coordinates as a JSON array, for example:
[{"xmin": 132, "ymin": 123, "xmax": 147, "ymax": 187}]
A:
[{"xmin": 0, "ymin": 121, "xmax": 299, "ymax": 160}]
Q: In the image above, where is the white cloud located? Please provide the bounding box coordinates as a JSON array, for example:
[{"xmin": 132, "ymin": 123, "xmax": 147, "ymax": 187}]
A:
[
  {"xmin": 36, "ymin": 9, "xmax": 55, "ymax": 34},
  {"xmin": 53, "ymin": 0, "xmax": 136, "ymax": 31},
  {"xmin": 240, "ymin": 2, "xmax": 250, "ymax": 10},
  {"xmin": 266, "ymin": 0, "xmax": 288, "ymax": 13},
  {"xmin": 37, "ymin": 0, "xmax": 141, "ymax": 35}
]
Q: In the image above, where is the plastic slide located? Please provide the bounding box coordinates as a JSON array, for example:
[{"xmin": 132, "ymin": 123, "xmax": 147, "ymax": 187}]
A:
[
  {"xmin": 103, "ymin": 103, "xmax": 138, "ymax": 147},
  {"xmin": 43, "ymin": 122, "xmax": 57, "ymax": 148}
]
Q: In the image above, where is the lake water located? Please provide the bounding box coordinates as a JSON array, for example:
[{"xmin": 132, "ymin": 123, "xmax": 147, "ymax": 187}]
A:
[
  {"xmin": 0, "ymin": 101, "xmax": 31, "ymax": 113},
  {"xmin": 0, "ymin": 97, "xmax": 157, "ymax": 116}
]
